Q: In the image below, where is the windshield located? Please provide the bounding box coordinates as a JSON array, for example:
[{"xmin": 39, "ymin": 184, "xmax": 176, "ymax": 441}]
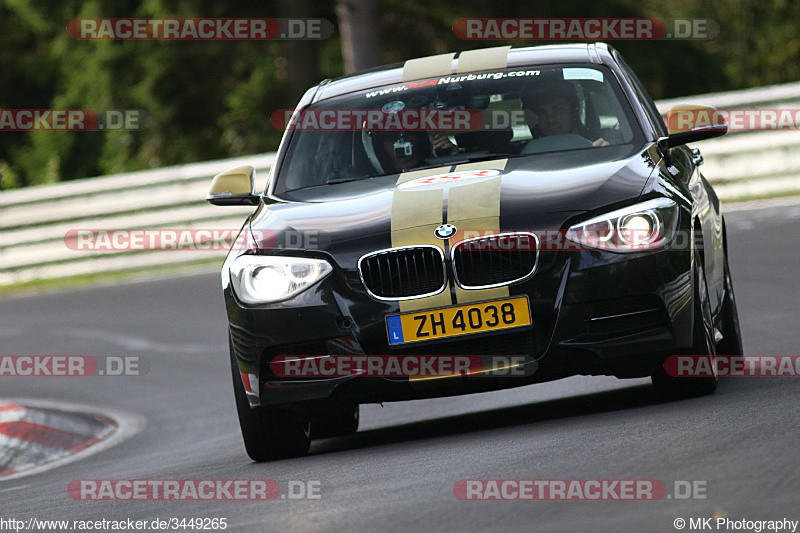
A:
[{"xmin": 274, "ymin": 64, "xmax": 644, "ymax": 193}]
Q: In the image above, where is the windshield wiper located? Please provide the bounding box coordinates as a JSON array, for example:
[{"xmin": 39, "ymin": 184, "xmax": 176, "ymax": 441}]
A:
[
  {"xmin": 415, "ymin": 152, "xmax": 521, "ymax": 170},
  {"xmin": 460, "ymin": 153, "xmax": 529, "ymax": 164}
]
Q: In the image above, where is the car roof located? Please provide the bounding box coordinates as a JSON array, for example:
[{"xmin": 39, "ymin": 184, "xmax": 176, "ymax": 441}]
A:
[{"xmin": 312, "ymin": 43, "xmax": 612, "ymax": 103}]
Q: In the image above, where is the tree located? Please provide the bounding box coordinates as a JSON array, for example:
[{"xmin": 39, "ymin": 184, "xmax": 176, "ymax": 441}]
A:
[{"xmin": 336, "ymin": 0, "xmax": 382, "ymax": 73}]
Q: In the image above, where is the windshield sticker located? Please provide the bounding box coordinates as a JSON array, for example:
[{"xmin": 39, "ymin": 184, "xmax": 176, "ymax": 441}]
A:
[
  {"xmin": 365, "ymin": 70, "xmax": 540, "ymax": 98},
  {"xmin": 382, "ymin": 100, "xmax": 406, "ymax": 113}
]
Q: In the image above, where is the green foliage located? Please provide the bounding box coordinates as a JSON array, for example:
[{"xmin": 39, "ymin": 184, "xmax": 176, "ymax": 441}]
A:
[{"xmin": 0, "ymin": 0, "xmax": 798, "ymax": 188}]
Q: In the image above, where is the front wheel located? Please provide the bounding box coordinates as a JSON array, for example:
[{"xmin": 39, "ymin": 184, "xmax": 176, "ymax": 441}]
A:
[
  {"xmin": 651, "ymin": 253, "xmax": 718, "ymax": 400},
  {"xmin": 229, "ymin": 339, "xmax": 310, "ymax": 461},
  {"xmin": 716, "ymin": 251, "xmax": 743, "ymax": 357}
]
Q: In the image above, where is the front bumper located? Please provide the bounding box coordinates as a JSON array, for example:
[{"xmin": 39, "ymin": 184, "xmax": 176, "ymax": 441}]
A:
[{"xmin": 226, "ymin": 245, "xmax": 694, "ymax": 408}]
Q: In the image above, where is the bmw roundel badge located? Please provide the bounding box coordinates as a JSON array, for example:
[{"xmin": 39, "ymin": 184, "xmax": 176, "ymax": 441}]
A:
[{"xmin": 434, "ymin": 223, "xmax": 457, "ymax": 239}]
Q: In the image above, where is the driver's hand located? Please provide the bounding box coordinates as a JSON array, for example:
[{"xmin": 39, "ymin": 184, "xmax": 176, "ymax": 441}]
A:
[
  {"xmin": 433, "ymin": 134, "xmax": 458, "ymax": 155},
  {"xmin": 592, "ymin": 137, "xmax": 610, "ymax": 147}
]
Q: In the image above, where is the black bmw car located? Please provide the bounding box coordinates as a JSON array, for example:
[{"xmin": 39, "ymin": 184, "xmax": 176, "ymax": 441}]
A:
[{"xmin": 207, "ymin": 43, "xmax": 742, "ymax": 460}]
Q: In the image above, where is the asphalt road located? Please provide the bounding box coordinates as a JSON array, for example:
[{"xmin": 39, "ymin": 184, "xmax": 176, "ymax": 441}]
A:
[{"xmin": 1, "ymin": 200, "xmax": 798, "ymax": 532}]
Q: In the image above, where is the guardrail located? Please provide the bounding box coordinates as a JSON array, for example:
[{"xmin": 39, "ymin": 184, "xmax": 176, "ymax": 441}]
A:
[
  {"xmin": 0, "ymin": 154, "xmax": 274, "ymax": 285},
  {"xmin": 655, "ymin": 80, "xmax": 800, "ymax": 202},
  {"xmin": 2, "ymin": 83, "xmax": 800, "ymax": 286}
]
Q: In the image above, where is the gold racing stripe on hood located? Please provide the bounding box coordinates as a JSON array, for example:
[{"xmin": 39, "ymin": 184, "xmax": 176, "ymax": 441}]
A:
[
  {"xmin": 448, "ymin": 159, "xmax": 509, "ymax": 304},
  {"xmin": 392, "ymin": 167, "xmax": 453, "ymax": 312}
]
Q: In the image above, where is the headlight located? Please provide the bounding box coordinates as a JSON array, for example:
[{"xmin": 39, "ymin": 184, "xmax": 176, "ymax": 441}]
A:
[
  {"xmin": 228, "ymin": 255, "xmax": 333, "ymax": 304},
  {"xmin": 565, "ymin": 198, "xmax": 679, "ymax": 252}
]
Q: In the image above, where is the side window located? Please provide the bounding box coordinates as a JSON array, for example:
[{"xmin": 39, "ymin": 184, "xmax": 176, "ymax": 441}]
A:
[
  {"xmin": 283, "ymin": 131, "xmax": 357, "ymax": 189},
  {"xmin": 585, "ymin": 86, "xmax": 633, "ymax": 143},
  {"xmin": 613, "ymin": 52, "xmax": 668, "ymax": 138}
]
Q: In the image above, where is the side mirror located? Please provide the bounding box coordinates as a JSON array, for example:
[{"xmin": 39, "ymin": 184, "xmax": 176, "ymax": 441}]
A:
[
  {"xmin": 659, "ymin": 105, "xmax": 728, "ymax": 150},
  {"xmin": 206, "ymin": 165, "xmax": 260, "ymax": 206}
]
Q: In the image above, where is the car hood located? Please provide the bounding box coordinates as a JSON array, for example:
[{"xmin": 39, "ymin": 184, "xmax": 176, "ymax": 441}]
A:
[{"xmin": 250, "ymin": 145, "xmax": 660, "ymax": 263}]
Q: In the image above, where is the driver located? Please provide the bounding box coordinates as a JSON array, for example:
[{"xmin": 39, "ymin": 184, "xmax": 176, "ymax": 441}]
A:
[{"xmin": 521, "ymin": 80, "xmax": 609, "ymax": 148}]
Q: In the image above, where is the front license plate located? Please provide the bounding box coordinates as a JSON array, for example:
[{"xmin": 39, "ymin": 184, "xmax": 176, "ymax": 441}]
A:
[{"xmin": 386, "ymin": 296, "xmax": 531, "ymax": 345}]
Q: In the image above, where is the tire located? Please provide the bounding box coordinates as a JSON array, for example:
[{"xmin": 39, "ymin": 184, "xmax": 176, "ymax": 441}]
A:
[
  {"xmin": 310, "ymin": 405, "xmax": 359, "ymax": 439},
  {"xmin": 716, "ymin": 252, "xmax": 743, "ymax": 357},
  {"xmin": 229, "ymin": 339, "xmax": 310, "ymax": 461},
  {"xmin": 652, "ymin": 250, "xmax": 718, "ymax": 400}
]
